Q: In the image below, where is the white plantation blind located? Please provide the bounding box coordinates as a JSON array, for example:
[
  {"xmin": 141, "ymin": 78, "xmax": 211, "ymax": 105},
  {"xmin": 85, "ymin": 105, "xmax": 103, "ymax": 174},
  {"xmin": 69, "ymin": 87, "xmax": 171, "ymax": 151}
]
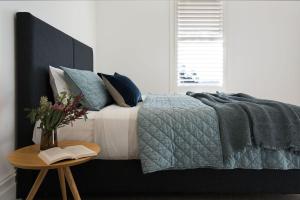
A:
[{"xmin": 176, "ymin": 0, "xmax": 223, "ymax": 86}]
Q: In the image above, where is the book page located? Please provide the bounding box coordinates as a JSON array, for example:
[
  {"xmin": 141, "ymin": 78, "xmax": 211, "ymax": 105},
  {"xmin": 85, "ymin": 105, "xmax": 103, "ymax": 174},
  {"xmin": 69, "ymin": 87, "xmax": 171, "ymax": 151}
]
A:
[
  {"xmin": 38, "ymin": 147, "xmax": 74, "ymax": 165},
  {"xmin": 64, "ymin": 145, "xmax": 97, "ymax": 159}
]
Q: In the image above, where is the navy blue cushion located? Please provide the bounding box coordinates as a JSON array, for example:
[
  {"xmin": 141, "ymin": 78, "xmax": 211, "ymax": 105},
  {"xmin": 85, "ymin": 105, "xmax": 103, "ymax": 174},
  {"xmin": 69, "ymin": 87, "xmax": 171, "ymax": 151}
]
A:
[{"xmin": 98, "ymin": 73, "xmax": 142, "ymax": 107}]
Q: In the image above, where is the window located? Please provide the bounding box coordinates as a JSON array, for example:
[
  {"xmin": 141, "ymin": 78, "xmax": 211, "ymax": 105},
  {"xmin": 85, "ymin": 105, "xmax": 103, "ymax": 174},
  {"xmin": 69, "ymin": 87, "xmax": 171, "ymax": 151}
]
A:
[{"xmin": 176, "ymin": 0, "xmax": 224, "ymax": 87}]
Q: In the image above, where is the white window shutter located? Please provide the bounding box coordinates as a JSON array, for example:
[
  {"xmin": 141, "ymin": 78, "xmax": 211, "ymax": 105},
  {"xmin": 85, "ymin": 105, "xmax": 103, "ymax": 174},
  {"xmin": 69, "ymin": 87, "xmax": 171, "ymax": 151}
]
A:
[{"xmin": 177, "ymin": 0, "xmax": 224, "ymax": 86}]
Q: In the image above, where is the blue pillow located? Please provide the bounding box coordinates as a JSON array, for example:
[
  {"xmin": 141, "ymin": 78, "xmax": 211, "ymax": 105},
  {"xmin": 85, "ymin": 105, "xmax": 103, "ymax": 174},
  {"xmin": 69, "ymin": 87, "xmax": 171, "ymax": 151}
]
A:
[
  {"xmin": 61, "ymin": 67, "xmax": 112, "ymax": 111},
  {"xmin": 114, "ymin": 72, "xmax": 142, "ymax": 103},
  {"xmin": 98, "ymin": 73, "xmax": 142, "ymax": 107}
]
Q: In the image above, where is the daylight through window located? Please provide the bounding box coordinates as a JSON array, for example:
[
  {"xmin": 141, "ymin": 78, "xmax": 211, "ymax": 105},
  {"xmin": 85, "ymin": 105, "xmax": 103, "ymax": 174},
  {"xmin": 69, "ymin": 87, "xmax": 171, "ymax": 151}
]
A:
[{"xmin": 176, "ymin": 0, "xmax": 224, "ymax": 86}]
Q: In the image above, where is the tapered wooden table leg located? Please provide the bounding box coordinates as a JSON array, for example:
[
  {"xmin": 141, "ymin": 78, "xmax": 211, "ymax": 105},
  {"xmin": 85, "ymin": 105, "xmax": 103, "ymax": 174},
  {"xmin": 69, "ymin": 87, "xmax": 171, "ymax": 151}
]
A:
[
  {"xmin": 58, "ymin": 168, "xmax": 67, "ymax": 200},
  {"xmin": 26, "ymin": 169, "xmax": 48, "ymax": 200},
  {"xmin": 64, "ymin": 167, "xmax": 81, "ymax": 200}
]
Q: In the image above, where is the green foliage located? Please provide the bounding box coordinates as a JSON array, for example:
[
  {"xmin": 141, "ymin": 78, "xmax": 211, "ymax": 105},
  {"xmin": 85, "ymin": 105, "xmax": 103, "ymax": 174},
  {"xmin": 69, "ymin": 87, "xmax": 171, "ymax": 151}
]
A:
[{"xmin": 26, "ymin": 93, "xmax": 87, "ymax": 132}]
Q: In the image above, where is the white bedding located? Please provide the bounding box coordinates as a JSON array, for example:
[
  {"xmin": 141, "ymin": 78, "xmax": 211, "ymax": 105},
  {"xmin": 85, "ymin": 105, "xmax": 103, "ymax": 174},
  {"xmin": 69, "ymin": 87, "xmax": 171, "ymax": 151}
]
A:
[{"xmin": 33, "ymin": 104, "xmax": 140, "ymax": 160}]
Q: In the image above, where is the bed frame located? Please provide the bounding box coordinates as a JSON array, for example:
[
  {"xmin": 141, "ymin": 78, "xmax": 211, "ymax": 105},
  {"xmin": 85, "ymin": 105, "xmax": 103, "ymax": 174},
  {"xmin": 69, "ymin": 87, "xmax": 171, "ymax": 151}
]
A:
[{"xmin": 15, "ymin": 12, "xmax": 300, "ymax": 199}]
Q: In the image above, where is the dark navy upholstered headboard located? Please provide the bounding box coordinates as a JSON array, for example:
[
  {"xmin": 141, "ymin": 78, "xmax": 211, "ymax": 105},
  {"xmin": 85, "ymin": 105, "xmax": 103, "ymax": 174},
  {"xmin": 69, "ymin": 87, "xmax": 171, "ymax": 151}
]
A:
[{"xmin": 16, "ymin": 12, "xmax": 93, "ymax": 149}]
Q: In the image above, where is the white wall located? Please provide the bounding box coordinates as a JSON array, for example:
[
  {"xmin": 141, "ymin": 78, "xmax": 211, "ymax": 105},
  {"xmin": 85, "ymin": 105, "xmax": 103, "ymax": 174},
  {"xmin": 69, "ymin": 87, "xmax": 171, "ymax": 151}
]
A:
[
  {"xmin": 224, "ymin": 1, "xmax": 300, "ymax": 105},
  {"xmin": 0, "ymin": 1, "xmax": 96, "ymax": 199},
  {"xmin": 96, "ymin": 0, "xmax": 300, "ymax": 105},
  {"xmin": 96, "ymin": 0, "xmax": 170, "ymax": 94}
]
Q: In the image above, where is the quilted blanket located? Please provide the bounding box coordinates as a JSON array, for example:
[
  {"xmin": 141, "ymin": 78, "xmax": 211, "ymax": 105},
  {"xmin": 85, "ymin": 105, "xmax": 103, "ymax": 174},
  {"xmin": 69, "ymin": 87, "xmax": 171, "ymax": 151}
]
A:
[
  {"xmin": 138, "ymin": 95, "xmax": 300, "ymax": 173},
  {"xmin": 137, "ymin": 95, "xmax": 223, "ymax": 173}
]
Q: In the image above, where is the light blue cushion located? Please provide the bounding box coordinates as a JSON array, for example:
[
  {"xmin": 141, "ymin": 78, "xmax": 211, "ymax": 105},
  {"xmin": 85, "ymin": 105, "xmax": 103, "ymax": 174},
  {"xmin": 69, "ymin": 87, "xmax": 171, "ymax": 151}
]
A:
[{"xmin": 61, "ymin": 66, "xmax": 112, "ymax": 111}]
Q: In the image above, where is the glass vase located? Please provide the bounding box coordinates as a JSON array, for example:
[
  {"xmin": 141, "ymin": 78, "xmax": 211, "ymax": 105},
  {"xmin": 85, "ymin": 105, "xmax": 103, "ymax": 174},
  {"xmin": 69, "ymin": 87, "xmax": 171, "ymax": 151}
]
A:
[{"xmin": 40, "ymin": 129, "xmax": 58, "ymax": 151}]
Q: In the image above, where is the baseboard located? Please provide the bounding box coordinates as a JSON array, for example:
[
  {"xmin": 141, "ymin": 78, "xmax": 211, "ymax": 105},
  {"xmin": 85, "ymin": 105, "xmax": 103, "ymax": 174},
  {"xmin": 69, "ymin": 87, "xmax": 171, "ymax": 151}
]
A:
[{"xmin": 0, "ymin": 171, "xmax": 16, "ymax": 200}]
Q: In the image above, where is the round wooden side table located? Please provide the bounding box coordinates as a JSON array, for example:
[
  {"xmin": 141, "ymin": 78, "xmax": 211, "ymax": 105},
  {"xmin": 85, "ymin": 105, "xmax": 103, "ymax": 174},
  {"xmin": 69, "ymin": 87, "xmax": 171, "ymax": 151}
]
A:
[{"xmin": 7, "ymin": 140, "xmax": 100, "ymax": 200}]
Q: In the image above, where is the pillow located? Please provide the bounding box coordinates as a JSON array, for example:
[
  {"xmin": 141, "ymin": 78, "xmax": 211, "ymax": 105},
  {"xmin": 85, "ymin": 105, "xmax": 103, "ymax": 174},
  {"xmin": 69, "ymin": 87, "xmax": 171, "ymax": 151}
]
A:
[
  {"xmin": 61, "ymin": 66, "xmax": 112, "ymax": 111},
  {"xmin": 98, "ymin": 72, "xmax": 142, "ymax": 107},
  {"xmin": 49, "ymin": 66, "xmax": 71, "ymax": 99},
  {"xmin": 114, "ymin": 72, "xmax": 142, "ymax": 103}
]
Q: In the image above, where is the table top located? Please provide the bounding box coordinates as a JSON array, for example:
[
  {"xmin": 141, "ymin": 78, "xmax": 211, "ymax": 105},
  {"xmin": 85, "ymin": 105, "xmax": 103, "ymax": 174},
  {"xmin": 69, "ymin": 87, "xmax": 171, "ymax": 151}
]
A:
[{"xmin": 7, "ymin": 141, "xmax": 100, "ymax": 170}]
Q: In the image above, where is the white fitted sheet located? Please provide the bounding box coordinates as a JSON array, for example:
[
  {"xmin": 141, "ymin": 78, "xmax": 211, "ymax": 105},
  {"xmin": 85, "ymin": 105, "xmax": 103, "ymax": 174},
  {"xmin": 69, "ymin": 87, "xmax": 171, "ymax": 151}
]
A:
[{"xmin": 33, "ymin": 104, "xmax": 140, "ymax": 160}]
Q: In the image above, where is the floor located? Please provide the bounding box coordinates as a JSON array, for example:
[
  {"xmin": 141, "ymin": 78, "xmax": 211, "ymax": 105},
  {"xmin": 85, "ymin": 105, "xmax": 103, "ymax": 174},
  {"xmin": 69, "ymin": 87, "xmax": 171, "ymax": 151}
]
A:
[
  {"xmin": 43, "ymin": 194, "xmax": 300, "ymax": 200},
  {"xmin": 107, "ymin": 195, "xmax": 300, "ymax": 200}
]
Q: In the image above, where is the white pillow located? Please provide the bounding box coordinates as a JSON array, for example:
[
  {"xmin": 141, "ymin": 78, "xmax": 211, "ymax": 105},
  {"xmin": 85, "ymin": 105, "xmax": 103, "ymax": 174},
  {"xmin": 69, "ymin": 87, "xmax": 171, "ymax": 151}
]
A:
[{"xmin": 49, "ymin": 66, "xmax": 70, "ymax": 99}]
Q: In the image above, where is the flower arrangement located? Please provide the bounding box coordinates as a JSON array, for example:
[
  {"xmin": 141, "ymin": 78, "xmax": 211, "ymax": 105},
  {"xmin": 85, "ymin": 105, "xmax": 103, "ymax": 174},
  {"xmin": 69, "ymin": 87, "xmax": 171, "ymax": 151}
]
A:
[{"xmin": 26, "ymin": 92, "xmax": 88, "ymax": 150}]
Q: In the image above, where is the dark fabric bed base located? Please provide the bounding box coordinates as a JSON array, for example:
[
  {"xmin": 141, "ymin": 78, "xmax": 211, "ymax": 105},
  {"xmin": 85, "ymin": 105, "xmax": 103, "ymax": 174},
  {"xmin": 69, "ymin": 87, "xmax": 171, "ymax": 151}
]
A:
[{"xmin": 16, "ymin": 160, "xmax": 300, "ymax": 198}]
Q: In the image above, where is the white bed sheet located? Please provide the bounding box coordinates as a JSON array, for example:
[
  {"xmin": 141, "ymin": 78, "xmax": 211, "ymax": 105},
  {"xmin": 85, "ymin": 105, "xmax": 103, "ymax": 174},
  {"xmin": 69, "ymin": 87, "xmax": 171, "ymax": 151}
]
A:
[{"xmin": 33, "ymin": 104, "xmax": 140, "ymax": 160}]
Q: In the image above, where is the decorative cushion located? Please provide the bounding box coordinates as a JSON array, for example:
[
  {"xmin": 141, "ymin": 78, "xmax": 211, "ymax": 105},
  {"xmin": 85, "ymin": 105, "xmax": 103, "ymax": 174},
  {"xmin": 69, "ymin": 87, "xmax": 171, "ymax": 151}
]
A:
[
  {"xmin": 49, "ymin": 66, "xmax": 71, "ymax": 99},
  {"xmin": 98, "ymin": 73, "xmax": 142, "ymax": 107},
  {"xmin": 61, "ymin": 66, "xmax": 112, "ymax": 111}
]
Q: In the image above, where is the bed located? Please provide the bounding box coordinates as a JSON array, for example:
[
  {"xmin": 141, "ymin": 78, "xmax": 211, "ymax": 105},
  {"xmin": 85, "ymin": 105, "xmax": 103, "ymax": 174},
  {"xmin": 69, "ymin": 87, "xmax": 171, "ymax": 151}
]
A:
[{"xmin": 16, "ymin": 12, "xmax": 300, "ymax": 199}]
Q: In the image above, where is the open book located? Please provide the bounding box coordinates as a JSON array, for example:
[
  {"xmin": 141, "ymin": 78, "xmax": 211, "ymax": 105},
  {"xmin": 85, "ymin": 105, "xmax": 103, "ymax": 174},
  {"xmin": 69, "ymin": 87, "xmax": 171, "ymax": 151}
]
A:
[{"xmin": 38, "ymin": 145, "xmax": 97, "ymax": 165}]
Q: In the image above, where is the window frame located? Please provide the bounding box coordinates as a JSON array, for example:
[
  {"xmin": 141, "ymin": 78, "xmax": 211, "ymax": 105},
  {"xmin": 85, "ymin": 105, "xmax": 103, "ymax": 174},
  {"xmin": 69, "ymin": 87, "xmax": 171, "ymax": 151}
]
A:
[{"xmin": 169, "ymin": 0, "xmax": 227, "ymax": 94}]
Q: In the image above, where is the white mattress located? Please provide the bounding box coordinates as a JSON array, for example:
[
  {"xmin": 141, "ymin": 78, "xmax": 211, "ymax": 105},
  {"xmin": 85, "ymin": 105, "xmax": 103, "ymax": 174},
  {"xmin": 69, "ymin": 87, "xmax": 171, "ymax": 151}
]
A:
[{"xmin": 33, "ymin": 104, "xmax": 140, "ymax": 160}]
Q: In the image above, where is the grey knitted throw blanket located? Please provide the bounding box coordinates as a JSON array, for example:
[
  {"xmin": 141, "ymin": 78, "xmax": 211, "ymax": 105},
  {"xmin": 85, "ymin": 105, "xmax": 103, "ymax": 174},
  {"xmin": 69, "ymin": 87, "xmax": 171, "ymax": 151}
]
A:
[{"xmin": 187, "ymin": 92, "xmax": 300, "ymax": 157}]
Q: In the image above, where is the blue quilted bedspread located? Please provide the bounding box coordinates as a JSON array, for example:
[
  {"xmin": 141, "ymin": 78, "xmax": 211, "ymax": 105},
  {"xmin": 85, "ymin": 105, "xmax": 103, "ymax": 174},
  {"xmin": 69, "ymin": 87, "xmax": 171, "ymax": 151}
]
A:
[
  {"xmin": 137, "ymin": 95, "xmax": 223, "ymax": 173},
  {"xmin": 138, "ymin": 95, "xmax": 300, "ymax": 173}
]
